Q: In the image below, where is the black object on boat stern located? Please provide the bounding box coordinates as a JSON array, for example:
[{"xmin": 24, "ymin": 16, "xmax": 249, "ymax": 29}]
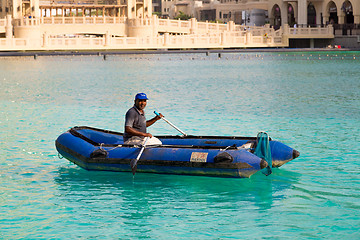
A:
[
  {"xmin": 293, "ymin": 149, "xmax": 300, "ymax": 159},
  {"xmin": 260, "ymin": 159, "xmax": 269, "ymax": 169}
]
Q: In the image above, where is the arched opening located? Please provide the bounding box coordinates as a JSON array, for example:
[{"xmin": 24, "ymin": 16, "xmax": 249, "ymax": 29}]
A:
[
  {"xmin": 328, "ymin": 1, "xmax": 338, "ymax": 24},
  {"xmin": 342, "ymin": 1, "xmax": 354, "ymax": 24},
  {"xmin": 288, "ymin": 4, "xmax": 295, "ymax": 26},
  {"xmin": 271, "ymin": 5, "xmax": 281, "ymax": 30},
  {"xmin": 307, "ymin": 3, "xmax": 316, "ymax": 26}
]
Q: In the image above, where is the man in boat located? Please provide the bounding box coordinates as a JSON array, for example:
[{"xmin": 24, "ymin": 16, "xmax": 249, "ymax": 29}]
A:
[{"xmin": 124, "ymin": 93, "xmax": 163, "ymax": 145}]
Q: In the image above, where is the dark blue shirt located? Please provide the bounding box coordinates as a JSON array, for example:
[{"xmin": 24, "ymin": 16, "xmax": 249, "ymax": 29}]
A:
[{"xmin": 124, "ymin": 106, "xmax": 147, "ymax": 141}]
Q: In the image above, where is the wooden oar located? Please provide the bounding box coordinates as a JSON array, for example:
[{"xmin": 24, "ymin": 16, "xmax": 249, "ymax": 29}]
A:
[
  {"xmin": 130, "ymin": 137, "xmax": 149, "ymax": 175},
  {"xmin": 154, "ymin": 111, "xmax": 187, "ymax": 136}
]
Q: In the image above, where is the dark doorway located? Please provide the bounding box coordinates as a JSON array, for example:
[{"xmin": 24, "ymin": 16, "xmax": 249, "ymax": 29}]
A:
[
  {"xmin": 288, "ymin": 4, "xmax": 295, "ymax": 26},
  {"xmin": 272, "ymin": 5, "xmax": 281, "ymax": 29},
  {"xmin": 342, "ymin": 1, "xmax": 354, "ymax": 24},
  {"xmin": 308, "ymin": 3, "xmax": 316, "ymax": 26},
  {"xmin": 200, "ymin": 10, "xmax": 216, "ymax": 21},
  {"xmin": 328, "ymin": 1, "xmax": 338, "ymax": 24}
]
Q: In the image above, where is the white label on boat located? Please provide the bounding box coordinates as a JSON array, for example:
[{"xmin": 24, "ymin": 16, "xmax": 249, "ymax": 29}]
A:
[{"xmin": 190, "ymin": 152, "xmax": 208, "ymax": 162}]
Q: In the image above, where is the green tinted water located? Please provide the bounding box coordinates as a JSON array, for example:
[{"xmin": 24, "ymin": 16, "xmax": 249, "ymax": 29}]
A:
[{"xmin": 1, "ymin": 52, "xmax": 359, "ymax": 238}]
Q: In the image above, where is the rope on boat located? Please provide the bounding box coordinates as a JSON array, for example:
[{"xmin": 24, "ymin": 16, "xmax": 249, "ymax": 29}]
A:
[
  {"xmin": 99, "ymin": 143, "xmax": 123, "ymax": 151},
  {"xmin": 220, "ymin": 145, "xmax": 232, "ymax": 151}
]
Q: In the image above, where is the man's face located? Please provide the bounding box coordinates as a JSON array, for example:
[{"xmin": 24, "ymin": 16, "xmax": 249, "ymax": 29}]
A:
[{"xmin": 135, "ymin": 99, "xmax": 147, "ymax": 110}]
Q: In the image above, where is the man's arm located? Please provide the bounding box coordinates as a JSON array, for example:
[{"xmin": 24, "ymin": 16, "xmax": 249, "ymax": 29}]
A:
[
  {"xmin": 125, "ymin": 126, "xmax": 152, "ymax": 138},
  {"xmin": 146, "ymin": 113, "xmax": 163, "ymax": 127}
]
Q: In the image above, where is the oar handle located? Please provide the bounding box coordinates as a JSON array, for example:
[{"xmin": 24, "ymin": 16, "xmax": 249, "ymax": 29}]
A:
[
  {"xmin": 136, "ymin": 137, "xmax": 149, "ymax": 160},
  {"xmin": 154, "ymin": 111, "xmax": 187, "ymax": 136},
  {"xmin": 154, "ymin": 111, "xmax": 161, "ymax": 117}
]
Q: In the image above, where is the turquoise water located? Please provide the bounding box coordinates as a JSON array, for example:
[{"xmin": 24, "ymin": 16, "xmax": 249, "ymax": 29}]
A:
[{"xmin": 1, "ymin": 52, "xmax": 359, "ymax": 239}]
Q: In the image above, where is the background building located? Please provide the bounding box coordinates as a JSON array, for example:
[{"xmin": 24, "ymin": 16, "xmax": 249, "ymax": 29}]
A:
[{"xmin": 150, "ymin": 0, "xmax": 359, "ymax": 29}]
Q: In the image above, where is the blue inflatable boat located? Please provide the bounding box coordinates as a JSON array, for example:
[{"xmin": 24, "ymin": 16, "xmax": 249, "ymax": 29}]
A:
[{"xmin": 55, "ymin": 126, "xmax": 299, "ymax": 178}]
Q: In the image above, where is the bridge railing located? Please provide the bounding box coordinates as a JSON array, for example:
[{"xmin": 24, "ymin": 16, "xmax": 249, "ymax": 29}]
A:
[
  {"xmin": 158, "ymin": 18, "xmax": 190, "ymax": 28},
  {"xmin": 197, "ymin": 21, "xmax": 228, "ymax": 32},
  {"xmin": 0, "ymin": 18, "xmax": 5, "ymax": 33},
  {"xmin": 157, "ymin": 18, "xmax": 232, "ymax": 33},
  {"xmin": 286, "ymin": 24, "xmax": 333, "ymax": 37},
  {"xmin": 12, "ymin": 16, "xmax": 127, "ymax": 26},
  {"xmin": 0, "ymin": 31, "xmax": 288, "ymax": 51},
  {"xmin": 40, "ymin": 16, "xmax": 127, "ymax": 25},
  {"xmin": 40, "ymin": 0, "xmax": 120, "ymax": 5},
  {"xmin": 13, "ymin": 18, "xmax": 41, "ymax": 26}
]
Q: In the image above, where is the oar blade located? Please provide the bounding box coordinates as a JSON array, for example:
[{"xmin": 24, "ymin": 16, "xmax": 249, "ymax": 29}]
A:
[
  {"xmin": 129, "ymin": 137, "xmax": 149, "ymax": 176},
  {"xmin": 130, "ymin": 159, "xmax": 137, "ymax": 175},
  {"xmin": 130, "ymin": 159, "xmax": 138, "ymax": 175}
]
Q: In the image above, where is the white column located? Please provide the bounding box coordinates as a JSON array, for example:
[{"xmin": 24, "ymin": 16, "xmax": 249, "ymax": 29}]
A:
[
  {"xmin": 282, "ymin": 24, "xmax": 289, "ymax": 34},
  {"xmin": 297, "ymin": 0, "xmax": 307, "ymax": 26},
  {"xmin": 12, "ymin": 0, "xmax": 22, "ymax": 19},
  {"xmin": 220, "ymin": 32, "xmax": 226, "ymax": 45},
  {"xmin": 0, "ymin": 0, "xmax": 6, "ymax": 18},
  {"xmin": 310, "ymin": 39, "xmax": 314, "ymax": 48},
  {"xmin": 5, "ymin": 15, "xmax": 13, "ymax": 38},
  {"xmin": 145, "ymin": 0, "xmax": 151, "ymax": 18},
  {"xmin": 228, "ymin": 21, "xmax": 234, "ymax": 31},
  {"xmin": 42, "ymin": 31, "xmax": 48, "ymax": 47},
  {"xmin": 104, "ymin": 31, "xmax": 110, "ymax": 46},
  {"xmin": 281, "ymin": 1, "xmax": 288, "ymax": 26},
  {"xmin": 190, "ymin": 18, "xmax": 197, "ymax": 35},
  {"xmin": 323, "ymin": 14, "xmax": 329, "ymax": 25},
  {"xmin": 245, "ymin": 31, "xmax": 252, "ymax": 45},
  {"xmin": 152, "ymin": 14, "xmax": 159, "ymax": 36},
  {"xmin": 31, "ymin": 0, "xmax": 40, "ymax": 18},
  {"xmin": 163, "ymin": 32, "xmax": 169, "ymax": 46},
  {"xmin": 127, "ymin": 0, "xmax": 136, "ymax": 19},
  {"xmin": 354, "ymin": 15, "xmax": 360, "ymax": 25},
  {"xmin": 338, "ymin": 11, "xmax": 345, "ymax": 24}
]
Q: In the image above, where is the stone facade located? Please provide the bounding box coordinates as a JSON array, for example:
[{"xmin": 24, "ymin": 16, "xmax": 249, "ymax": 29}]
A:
[{"xmin": 157, "ymin": 0, "xmax": 360, "ymax": 27}]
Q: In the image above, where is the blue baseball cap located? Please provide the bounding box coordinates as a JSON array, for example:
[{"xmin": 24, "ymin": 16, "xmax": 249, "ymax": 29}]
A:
[{"xmin": 135, "ymin": 93, "xmax": 148, "ymax": 100}]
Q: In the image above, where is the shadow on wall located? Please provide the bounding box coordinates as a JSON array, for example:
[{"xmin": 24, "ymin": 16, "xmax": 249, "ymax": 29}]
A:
[
  {"xmin": 333, "ymin": 36, "xmax": 360, "ymax": 49},
  {"xmin": 289, "ymin": 39, "xmax": 333, "ymax": 48}
]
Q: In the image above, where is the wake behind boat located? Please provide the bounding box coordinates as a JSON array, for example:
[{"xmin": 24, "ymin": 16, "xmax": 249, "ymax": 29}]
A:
[{"xmin": 55, "ymin": 126, "xmax": 299, "ymax": 178}]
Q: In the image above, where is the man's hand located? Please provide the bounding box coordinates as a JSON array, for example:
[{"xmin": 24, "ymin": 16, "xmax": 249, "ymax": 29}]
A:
[
  {"xmin": 125, "ymin": 126, "xmax": 152, "ymax": 138},
  {"xmin": 144, "ymin": 133, "xmax": 153, "ymax": 138},
  {"xmin": 155, "ymin": 112, "xmax": 164, "ymax": 121}
]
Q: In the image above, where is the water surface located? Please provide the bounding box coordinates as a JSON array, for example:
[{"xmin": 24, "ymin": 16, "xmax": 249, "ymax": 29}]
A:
[{"xmin": 1, "ymin": 52, "xmax": 359, "ymax": 239}]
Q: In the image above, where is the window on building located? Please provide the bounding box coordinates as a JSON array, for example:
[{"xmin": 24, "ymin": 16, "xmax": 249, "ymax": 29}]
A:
[{"xmin": 219, "ymin": 12, "xmax": 222, "ymax": 18}]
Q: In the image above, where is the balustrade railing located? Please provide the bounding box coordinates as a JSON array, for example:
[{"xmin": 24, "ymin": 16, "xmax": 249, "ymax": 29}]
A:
[
  {"xmin": 0, "ymin": 31, "xmax": 288, "ymax": 50},
  {"xmin": 287, "ymin": 25, "xmax": 333, "ymax": 36},
  {"xmin": 14, "ymin": 18, "xmax": 40, "ymax": 26},
  {"xmin": 41, "ymin": 0, "xmax": 121, "ymax": 5},
  {"xmin": 0, "ymin": 19, "xmax": 5, "ymax": 33},
  {"xmin": 0, "ymin": 19, "xmax": 6, "ymax": 27},
  {"xmin": 40, "ymin": 16, "xmax": 127, "ymax": 25},
  {"xmin": 1, "ymin": 16, "xmax": 336, "ymax": 50}
]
